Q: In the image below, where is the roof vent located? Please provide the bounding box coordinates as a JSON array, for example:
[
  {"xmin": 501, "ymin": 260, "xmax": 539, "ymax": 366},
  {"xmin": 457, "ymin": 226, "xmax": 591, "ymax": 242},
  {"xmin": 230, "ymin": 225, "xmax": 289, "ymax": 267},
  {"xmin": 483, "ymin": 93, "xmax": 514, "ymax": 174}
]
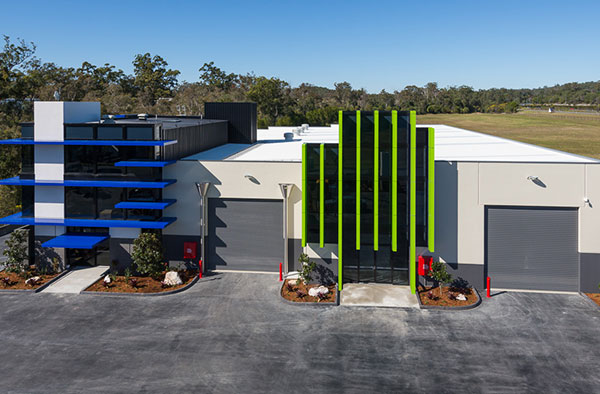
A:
[
  {"xmin": 283, "ymin": 132, "xmax": 294, "ymax": 141},
  {"xmin": 102, "ymin": 115, "xmax": 116, "ymax": 124},
  {"xmin": 138, "ymin": 113, "xmax": 148, "ymax": 121}
]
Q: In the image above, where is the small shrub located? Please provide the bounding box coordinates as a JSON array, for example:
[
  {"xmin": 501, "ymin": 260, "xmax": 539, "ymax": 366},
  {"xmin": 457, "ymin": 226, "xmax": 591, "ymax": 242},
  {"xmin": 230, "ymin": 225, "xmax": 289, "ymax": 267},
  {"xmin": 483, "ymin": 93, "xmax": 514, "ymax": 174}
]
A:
[
  {"xmin": 286, "ymin": 281, "xmax": 295, "ymax": 292},
  {"xmin": 124, "ymin": 267, "xmax": 132, "ymax": 283},
  {"xmin": 161, "ymin": 280, "xmax": 170, "ymax": 289},
  {"xmin": 316, "ymin": 292, "xmax": 328, "ymax": 302},
  {"xmin": 428, "ymin": 261, "xmax": 453, "ymax": 297},
  {"xmin": 448, "ymin": 292, "xmax": 457, "ymax": 301},
  {"xmin": 131, "ymin": 233, "xmax": 164, "ymax": 277},
  {"xmin": 39, "ymin": 266, "xmax": 48, "ymax": 276},
  {"xmin": 449, "ymin": 277, "xmax": 472, "ymax": 295},
  {"xmin": 1, "ymin": 277, "xmax": 12, "ymax": 287},
  {"xmin": 296, "ymin": 290, "xmax": 307, "ymax": 299},
  {"xmin": 298, "ymin": 253, "xmax": 316, "ymax": 284},
  {"xmin": 3, "ymin": 229, "xmax": 29, "ymax": 276},
  {"xmin": 51, "ymin": 258, "xmax": 61, "ymax": 274},
  {"xmin": 426, "ymin": 290, "xmax": 438, "ymax": 301},
  {"xmin": 129, "ymin": 278, "xmax": 139, "ymax": 289}
]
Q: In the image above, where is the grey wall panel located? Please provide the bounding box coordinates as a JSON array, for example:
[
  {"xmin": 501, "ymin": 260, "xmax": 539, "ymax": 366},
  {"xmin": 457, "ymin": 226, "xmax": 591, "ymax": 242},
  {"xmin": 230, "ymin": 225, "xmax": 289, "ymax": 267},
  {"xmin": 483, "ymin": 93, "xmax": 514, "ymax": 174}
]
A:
[
  {"xmin": 109, "ymin": 238, "xmax": 134, "ymax": 273},
  {"xmin": 486, "ymin": 206, "xmax": 579, "ymax": 292},
  {"xmin": 580, "ymin": 253, "xmax": 600, "ymax": 293},
  {"xmin": 164, "ymin": 234, "xmax": 202, "ymax": 270},
  {"xmin": 204, "ymin": 102, "xmax": 257, "ymax": 144},
  {"xmin": 419, "ymin": 263, "xmax": 485, "ymax": 290},
  {"xmin": 207, "ymin": 198, "xmax": 282, "ymax": 271},
  {"xmin": 162, "ymin": 120, "xmax": 228, "ymax": 161}
]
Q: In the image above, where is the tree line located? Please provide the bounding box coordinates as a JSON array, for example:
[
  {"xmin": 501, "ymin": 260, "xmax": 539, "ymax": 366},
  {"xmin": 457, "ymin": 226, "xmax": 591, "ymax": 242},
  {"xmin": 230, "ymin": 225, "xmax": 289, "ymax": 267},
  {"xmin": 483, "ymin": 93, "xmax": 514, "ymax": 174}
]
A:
[{"xmin": 1, "ymin": 34, "xmax": 600, "ymax": 214}]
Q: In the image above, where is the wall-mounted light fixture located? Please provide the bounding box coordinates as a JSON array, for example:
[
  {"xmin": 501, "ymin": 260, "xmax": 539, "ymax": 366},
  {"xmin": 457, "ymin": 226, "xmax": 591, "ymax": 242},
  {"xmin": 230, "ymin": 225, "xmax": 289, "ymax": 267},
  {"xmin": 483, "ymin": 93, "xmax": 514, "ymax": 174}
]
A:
[
  {"xmin": 527, "ymin": 175, "xmax": 539, "ymax": 181},
  {"xmin": 244, "ymin": 174, "xmax": 260, "ymax": 185}
]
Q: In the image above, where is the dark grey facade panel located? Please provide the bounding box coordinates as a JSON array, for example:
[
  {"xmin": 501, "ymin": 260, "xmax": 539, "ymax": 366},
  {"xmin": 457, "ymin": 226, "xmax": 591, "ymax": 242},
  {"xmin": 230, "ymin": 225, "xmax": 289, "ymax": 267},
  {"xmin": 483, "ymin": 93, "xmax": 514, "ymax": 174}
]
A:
[
  {"xmin": 162, "ymin": 120, "xmax": 228, "ymax": 161},
  {"xmin": 204, "ymin": 102, "xmax": 257, "ymax": 144},
  {"xmin": 580, "ymin": 253, "xmax": 600, "ymax": 293},
  {"xmin": 207, "ymin": 198, "xmax": 282, "ymax": 271},
  {"xmin": 164, "ymin": 234, "xmax": 202, "ymax": 270},
  {"xmin": 486, "ymin": 206, "xmax": 579, "ymax": 292}
]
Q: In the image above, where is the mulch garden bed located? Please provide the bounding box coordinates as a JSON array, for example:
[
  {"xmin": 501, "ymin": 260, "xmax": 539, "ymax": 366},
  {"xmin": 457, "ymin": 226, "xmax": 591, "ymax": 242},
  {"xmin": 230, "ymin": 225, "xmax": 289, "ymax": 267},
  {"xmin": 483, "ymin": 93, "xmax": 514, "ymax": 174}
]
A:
[
  {"xmin": 281, "ymin": 279, "xmax": 336, "ymax": 303},
  {"xmin": 0, "ymin": 270, "xmax": 60, "ymax": 290},
  {"xmin": 585, "ymin": 293, "xmax": 600, "ymax": 308},
  {"xmin": 86, "ymin": 270, "xmax": 197, "ymax": 294},
  {"xmin": 418, "ymin": 285, "xmax": 478, "ymax": 307}
]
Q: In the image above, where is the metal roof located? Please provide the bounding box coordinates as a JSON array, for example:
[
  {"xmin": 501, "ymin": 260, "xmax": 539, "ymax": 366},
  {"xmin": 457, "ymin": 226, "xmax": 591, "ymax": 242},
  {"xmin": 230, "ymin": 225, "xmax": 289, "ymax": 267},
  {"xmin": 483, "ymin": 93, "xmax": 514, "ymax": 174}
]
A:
[{"xmin": 184, "ymin": 124, "xmax": 599, "ymax": 164}]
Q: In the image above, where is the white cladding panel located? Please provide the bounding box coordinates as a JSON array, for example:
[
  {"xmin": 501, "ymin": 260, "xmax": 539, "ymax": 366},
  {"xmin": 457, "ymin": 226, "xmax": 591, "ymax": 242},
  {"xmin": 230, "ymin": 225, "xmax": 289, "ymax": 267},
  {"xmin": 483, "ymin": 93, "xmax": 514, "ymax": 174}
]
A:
[
  {"xmin": 163, "ymin": 160, "xmax": 301, "ymax": 237},
  {"xmin": 34, "ymin": 145, "xmax": 64, "ymax": 181},
  {"xmin": 34, "ymin": 186, "xmax": 64, "ymax": 219},
  {"xmin": 34, "ymin": 102, "xmax": 64, "ymax": 141}
]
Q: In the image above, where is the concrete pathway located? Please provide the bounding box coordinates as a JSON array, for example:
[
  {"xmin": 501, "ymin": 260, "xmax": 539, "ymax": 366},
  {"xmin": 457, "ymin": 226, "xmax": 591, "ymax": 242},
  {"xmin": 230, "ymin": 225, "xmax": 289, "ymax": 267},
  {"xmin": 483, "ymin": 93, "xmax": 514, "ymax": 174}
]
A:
[
  {"xmin": 340, "ymin": 283, "xmax": 419, "ymax": 308},
  {"xmin": 42, "ymin": 266, "xmax": 108, "ymax": 293}
]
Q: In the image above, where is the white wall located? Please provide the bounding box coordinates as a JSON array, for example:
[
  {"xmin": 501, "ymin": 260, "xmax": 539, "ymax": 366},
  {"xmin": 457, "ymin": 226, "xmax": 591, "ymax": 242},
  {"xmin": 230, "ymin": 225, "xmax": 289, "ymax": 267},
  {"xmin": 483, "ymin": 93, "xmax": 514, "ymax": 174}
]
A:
[
  {"xmin": 32, "ymin": 101, "xmax": 100, "ymax": 223},
  {"xmin": 163, "ymin": 160, "xmax": 302, "ymax": 237},
  {"xmin": 449, "ymin": 161, "xmax": 600, "ymax": 267}
]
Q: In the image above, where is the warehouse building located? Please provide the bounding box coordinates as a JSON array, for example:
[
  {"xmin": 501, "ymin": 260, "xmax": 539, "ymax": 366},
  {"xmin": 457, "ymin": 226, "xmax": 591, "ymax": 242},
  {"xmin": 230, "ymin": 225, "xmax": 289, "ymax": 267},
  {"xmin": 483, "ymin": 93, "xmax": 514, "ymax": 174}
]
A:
[{"xmin": 1, "ymin": 101, "xmax": 599, "ymax": 294}]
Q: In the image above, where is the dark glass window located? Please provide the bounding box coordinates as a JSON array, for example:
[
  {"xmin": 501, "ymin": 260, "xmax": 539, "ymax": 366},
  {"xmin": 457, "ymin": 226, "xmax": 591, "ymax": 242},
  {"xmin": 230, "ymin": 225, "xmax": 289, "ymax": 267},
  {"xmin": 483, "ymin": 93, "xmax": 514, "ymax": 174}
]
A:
[
  {"xmin": 66, "ymin": 126, "xmax": 94, "ymax": 139},
  {"xmin": 96, "ymin": 146, "xmax": 124, "ymax": 178},
  {"xmin": 127, "ymin": 209, "xmax": 161, "ymax": 220},
  {"xmin": 323, "ymin": 146, "xmax": 338, "ymax": 244},
  {"xmin": 65, "ymin": 146, "xmax": 95, "ymax": 176},
  {"xmin": 21, "ymin": 186, "xmax": 34, "ymax": 217},
  {"xmin": 21, "ymin": 125, "xmax": 33, "ymax": 139},
  {"xmin": 97, "ymin": 188, "xmax": 124, "ymax": 219},
  {"xmin": 126, "ymin": 127, "xmax": 154, "ymax": 140},
  {"xmin": 305, "ymin": 144, "xmax": 320, "ymax": 244},
  {"xmin": 21, "ymin": 145, "xmax": 34, "ymax": 179},
  {"xmin": 97, "ymin": 126, "xmax": 123, "ymax": 140},
  {"xmin": 127, "ymin": 188, "xmax": 160, "ymax": 202},
  {"xmin": 65, "ymin": 187, "xmax": 96, "ymax": 219}
]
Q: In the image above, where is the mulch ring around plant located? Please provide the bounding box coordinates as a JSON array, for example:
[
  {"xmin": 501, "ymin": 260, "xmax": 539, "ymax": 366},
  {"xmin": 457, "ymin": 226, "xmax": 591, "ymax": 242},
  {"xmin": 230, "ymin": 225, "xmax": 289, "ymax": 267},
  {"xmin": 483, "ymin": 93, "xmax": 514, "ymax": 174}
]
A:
[
  {"xmin": 85, "ymin": 270, "xmax": 197, "ymax": 294},
  {"xmin": 0, "ymin": 270, "xmax": 59, "ymax": 290},
  {"xmin": 418, "ymin": 285, "xmax": 478, "ymax": 307},
  {"xmin": 281, "ymin": 279, "xmax": 336, "ymax": 303},
  {"xmin": 585, "ymin": 293, "xmax": 600, "ymax": 308}
]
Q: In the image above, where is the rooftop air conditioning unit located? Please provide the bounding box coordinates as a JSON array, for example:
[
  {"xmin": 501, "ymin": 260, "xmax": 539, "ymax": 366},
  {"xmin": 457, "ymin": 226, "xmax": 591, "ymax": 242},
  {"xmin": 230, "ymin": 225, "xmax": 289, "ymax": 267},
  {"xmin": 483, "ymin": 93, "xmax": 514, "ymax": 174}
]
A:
[{"xmin": 138, "ymin": 113, "xmax": 148, "ymax": 121}]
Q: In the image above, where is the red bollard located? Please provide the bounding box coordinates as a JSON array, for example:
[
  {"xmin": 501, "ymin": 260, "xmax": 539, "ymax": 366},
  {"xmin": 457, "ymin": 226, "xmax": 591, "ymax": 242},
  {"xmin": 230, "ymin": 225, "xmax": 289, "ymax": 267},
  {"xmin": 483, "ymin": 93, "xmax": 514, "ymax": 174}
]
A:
[
  {"xmin": 279, "ymin": 262, "xmax": 283, "ymax": 282},
  {"xmin": 486, "ymin": 276, "xmax": 491, "ymax": 298},
  {"xmin": 198, "ymin": 259, "xmax": 203, "ymax": 279}
]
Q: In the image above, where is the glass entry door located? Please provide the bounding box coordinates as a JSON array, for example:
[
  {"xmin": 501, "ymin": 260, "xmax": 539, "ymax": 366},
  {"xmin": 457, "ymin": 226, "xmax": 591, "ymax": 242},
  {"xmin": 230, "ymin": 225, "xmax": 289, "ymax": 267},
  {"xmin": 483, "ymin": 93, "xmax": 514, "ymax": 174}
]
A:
[{"xmin": 342, "ymin": 246, "xmax": 408, "ymax": 285}]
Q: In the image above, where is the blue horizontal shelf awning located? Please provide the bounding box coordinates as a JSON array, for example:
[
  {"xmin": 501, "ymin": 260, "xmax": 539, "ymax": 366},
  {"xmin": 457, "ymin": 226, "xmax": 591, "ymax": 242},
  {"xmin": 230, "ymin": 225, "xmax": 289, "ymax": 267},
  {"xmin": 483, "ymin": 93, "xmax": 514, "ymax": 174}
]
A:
[
  {"xmin": 0, "ymin": 177, "xmax": 176, "ymax": 189},
  {"xmin": 0, "ymin": 212, "xmax": 177, "ymax": 229},
  {"xmin": 114, "ymin": 199, "xmax": 176, "ymax": 209},
  {"xmin": 114, "ymin": 160, "xmax": 176, "ymax": 167},
  {"xmin": 42, "ymin": 233, "xmax": 109, "ymax": 249},
  {"xmin": 0, "ymin": 139, "xmax": 177, "ymax": 146}
]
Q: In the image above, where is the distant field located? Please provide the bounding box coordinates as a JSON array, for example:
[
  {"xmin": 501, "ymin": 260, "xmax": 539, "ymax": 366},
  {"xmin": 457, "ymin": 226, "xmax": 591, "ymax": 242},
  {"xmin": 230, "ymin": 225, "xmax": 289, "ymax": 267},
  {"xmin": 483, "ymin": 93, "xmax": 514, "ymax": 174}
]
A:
[{"xmin": 418, "ymin": 112, "xmax": 600, "ymax": 159}]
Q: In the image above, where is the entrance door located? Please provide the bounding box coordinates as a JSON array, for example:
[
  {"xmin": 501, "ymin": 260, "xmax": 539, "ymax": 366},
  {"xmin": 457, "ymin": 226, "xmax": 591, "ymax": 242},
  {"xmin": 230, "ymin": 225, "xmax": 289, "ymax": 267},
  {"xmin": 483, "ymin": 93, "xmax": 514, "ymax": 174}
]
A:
[{"xmin": 342, "ymin": 246, "xmax": 408, "ymax": 285}]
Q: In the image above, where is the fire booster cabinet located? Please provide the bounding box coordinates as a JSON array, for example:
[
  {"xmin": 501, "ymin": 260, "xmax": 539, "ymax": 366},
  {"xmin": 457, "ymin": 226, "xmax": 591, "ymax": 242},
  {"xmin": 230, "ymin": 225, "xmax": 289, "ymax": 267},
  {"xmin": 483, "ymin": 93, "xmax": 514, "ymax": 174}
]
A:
[{"xmin": 418, "ymin": 255, "xmax": 432, "ymax": 276}]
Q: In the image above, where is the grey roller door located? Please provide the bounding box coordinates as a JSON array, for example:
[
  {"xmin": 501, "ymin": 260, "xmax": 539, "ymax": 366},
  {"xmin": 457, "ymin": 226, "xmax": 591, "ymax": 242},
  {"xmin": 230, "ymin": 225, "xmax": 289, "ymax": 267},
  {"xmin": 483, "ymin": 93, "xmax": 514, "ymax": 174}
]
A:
[
  {"xmin": 207, "ymin": 198, "xmax": 283, "ymax": 271},
  {"xmin": 486, "ymin": 206, "xmax": 579, "ymax": 292}
]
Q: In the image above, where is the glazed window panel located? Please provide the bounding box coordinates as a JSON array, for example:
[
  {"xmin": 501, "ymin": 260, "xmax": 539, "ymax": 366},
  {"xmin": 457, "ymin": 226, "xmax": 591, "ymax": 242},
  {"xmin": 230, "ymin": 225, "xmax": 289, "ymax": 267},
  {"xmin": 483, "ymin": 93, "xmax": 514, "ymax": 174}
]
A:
[
  {"xmin": 324, "ymin": 146, "xmax": 338, "ymax": 244},
  {"xmin": 305, "ymin": 144, "xmax": 320, "ymax": 244},
  {"xmin": 65, "ymin": 126, "xmax": 94, "ymax": 140},
  {"xmin": 65, "ymin": 187, "xmax": 96, "ymax": 219}
]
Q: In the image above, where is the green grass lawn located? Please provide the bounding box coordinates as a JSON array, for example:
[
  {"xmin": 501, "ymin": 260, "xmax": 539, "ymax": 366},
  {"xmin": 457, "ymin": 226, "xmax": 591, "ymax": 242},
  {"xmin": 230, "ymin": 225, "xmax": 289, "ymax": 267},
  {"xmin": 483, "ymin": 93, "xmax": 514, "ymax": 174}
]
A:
[{"xmin": 418, "ymin": 112, "xmax": 600, "ymax": 159}]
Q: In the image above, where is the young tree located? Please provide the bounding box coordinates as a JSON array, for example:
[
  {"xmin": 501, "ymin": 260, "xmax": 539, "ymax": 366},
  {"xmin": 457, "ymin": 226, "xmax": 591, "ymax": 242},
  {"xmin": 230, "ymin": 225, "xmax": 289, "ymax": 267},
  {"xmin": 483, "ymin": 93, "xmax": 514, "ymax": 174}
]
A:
[
  {"xmin": 131, "ymin": 232, "xmax": 164, "ymax": 278},
  {"xmin": 428, "ymin": 261, "xmax": 453, "ymax": 297},
  {"xmin": 3, "ymin": 228, "xmax": 29, "ymax": 276}
]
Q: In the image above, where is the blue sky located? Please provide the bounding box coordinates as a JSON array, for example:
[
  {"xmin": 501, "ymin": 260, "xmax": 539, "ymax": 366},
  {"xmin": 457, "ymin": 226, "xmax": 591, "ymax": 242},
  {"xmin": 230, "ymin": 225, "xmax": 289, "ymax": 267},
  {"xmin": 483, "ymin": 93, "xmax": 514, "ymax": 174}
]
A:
[{"xmin": 3, "ymin": 0, "xmax": 599, "ymax": 92}]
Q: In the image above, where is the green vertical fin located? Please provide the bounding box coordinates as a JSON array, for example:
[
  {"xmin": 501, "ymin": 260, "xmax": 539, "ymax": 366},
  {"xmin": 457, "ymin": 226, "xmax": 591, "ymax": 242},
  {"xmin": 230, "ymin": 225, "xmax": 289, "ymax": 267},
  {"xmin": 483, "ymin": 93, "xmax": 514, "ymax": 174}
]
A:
[
  {"xmin": 302, "ymin": 143, "xmax": 307, "ymax": 247},
  {"xmin": 409, "ymin": 111, "xmax": 417, "ymax": 294},
  {"xmin": 319, "ymin": 143, "xmax": 325, "ymax": 248},
  {"xmin": 356, "ymin": 110, "xmax": 361, "ymax": 250},
  {"xmin": 391, "ymin": 110, "xmax": 398, "ymax": 252},
  {"xmin": 374, "ymin": 111, "xmax": 379, "ymax": 251},
  {"xmin": 338, "ymin": 111, "xmax": 343, "ymax": 290},
  {"xmin": 428, "ymin": 127, "xmax": 435, "ymax": 253}
]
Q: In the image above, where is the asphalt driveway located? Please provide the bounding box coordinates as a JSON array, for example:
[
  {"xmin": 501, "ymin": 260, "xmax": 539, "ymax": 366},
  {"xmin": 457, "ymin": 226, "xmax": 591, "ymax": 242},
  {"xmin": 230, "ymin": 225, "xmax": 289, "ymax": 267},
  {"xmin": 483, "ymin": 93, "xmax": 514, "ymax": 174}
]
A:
[{"xmin": 0, "ymin": 272, "xmax": 598, "ymax": 393}]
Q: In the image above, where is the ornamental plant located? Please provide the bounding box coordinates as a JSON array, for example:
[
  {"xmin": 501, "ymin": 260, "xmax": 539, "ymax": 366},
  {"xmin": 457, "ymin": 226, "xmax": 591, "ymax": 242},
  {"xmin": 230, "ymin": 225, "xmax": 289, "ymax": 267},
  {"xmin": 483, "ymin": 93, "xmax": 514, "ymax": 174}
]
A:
[
  {"xmin": 131, "ymin": 232, "xmax": 164, "ymax": 278},
  {"xmin": 428, "ymin": 261, "xmax": 453, "ymax": 298},
  {"xmin": 3, "ymin": 229, "xmax": 29, "ymax": 276},
  {"xmin": 298, "ymin": 253, "xmax": 316, "ymax": 284}
]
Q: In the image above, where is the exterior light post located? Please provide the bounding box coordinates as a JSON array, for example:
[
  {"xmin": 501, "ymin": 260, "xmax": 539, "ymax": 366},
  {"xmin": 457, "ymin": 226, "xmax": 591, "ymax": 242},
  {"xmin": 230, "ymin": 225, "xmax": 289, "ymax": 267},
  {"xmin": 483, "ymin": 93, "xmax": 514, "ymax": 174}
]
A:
[
  {"xmin": 195, "ymin": 182, "xmax": 211, "ymax": 274},
  {"xmin": 279, "ymin": 183, "xmax": 294, "ymax": 275}
]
